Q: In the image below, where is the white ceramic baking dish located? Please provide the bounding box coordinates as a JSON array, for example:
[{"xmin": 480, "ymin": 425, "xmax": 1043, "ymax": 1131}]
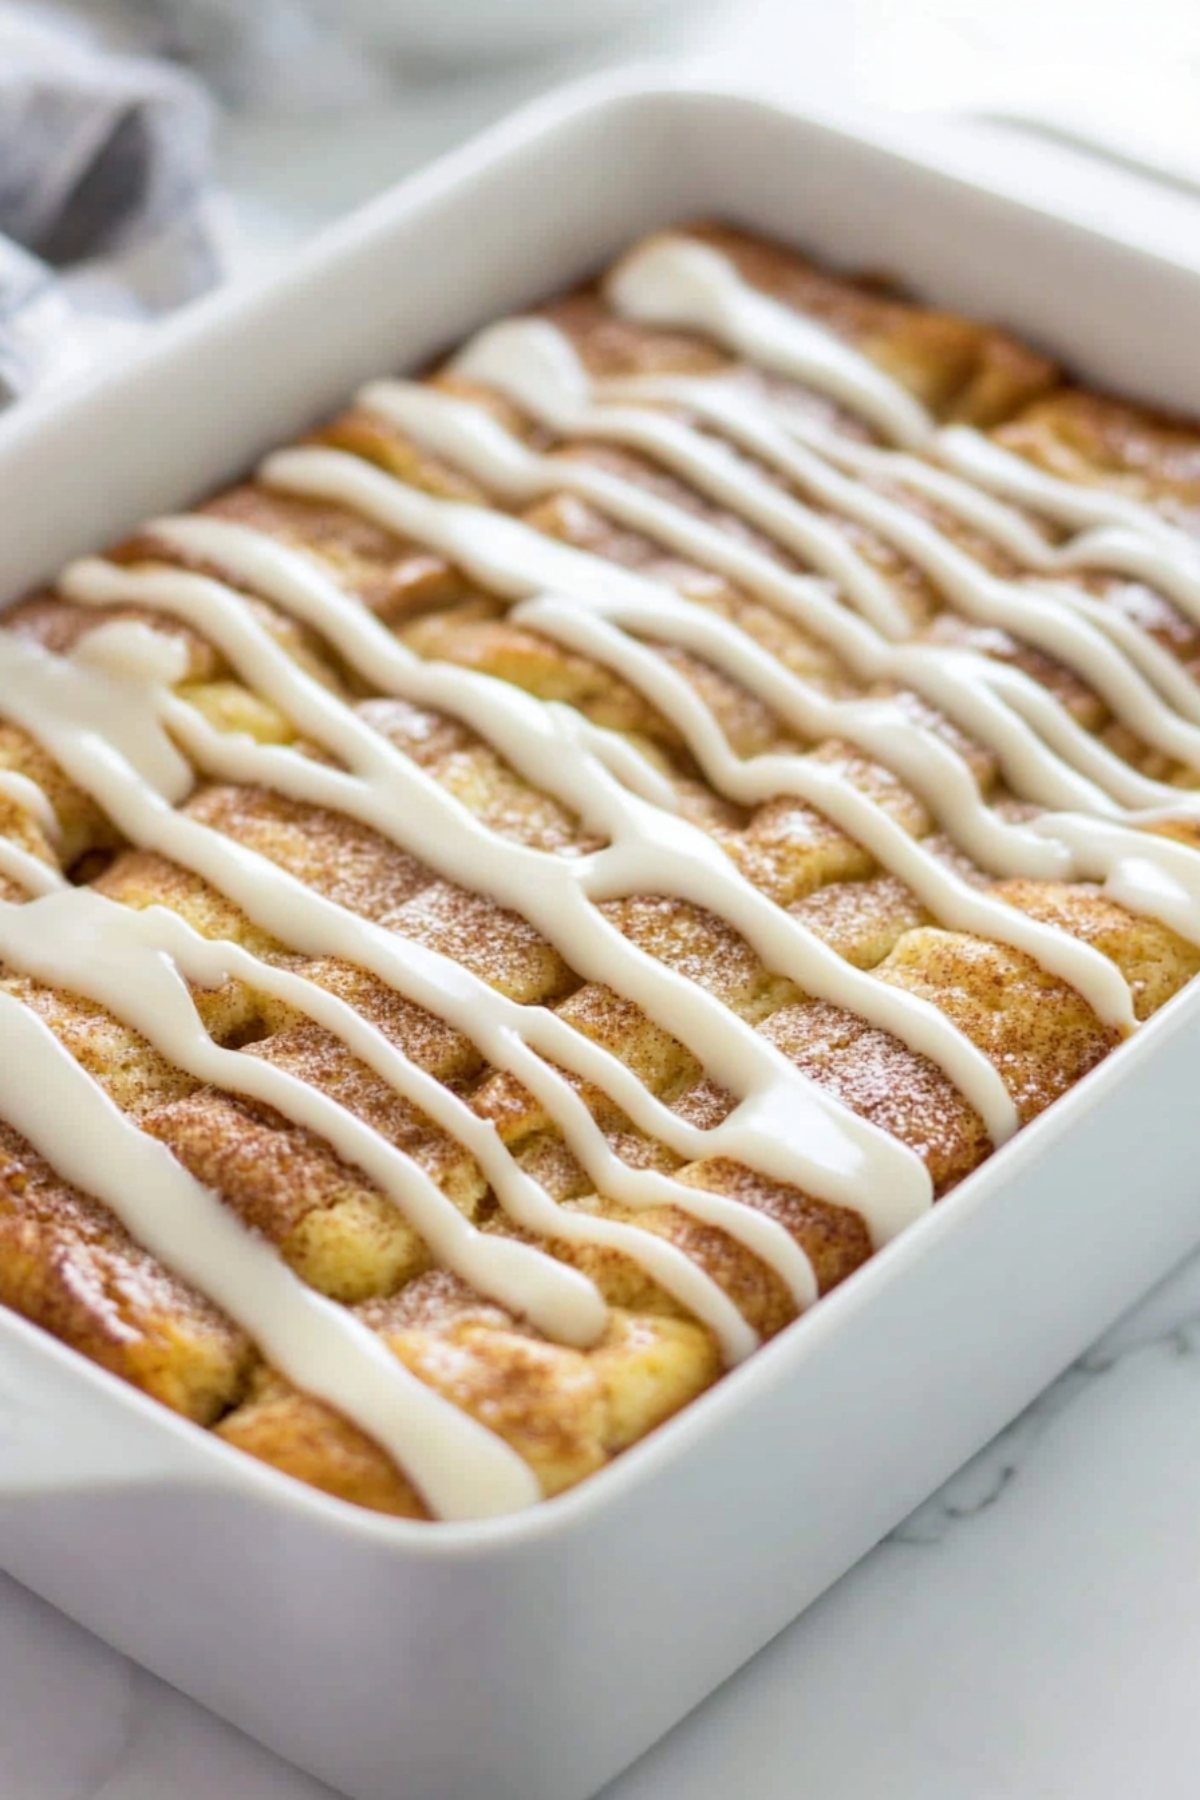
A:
[{"xmin": 3, "ymin": 72, "xmax": 1200, "ymax": 1800}]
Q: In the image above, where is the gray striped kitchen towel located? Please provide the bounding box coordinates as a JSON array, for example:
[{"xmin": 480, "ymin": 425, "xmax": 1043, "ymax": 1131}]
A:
[{"xmin": 0, "ymin": 2, "xmax": 216, "ymax": 409}]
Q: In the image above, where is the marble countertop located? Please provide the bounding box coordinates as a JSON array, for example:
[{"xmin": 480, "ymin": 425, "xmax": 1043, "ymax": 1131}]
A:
[
  {"xmin": 6, "ymin": 1249, "xmax": 1200, "ymax": 1800},
  {"xmin": 7, "ymin": 3, "xmax": 1200, "ymax": 1795}
]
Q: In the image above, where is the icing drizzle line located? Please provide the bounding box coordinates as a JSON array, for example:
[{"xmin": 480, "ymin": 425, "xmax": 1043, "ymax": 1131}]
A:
[
  {"xmin": 3, "ymin": 230, "xmax": 1200, "ymax": 1518},
  {"xmin": 0, "ymin": 970, "xmax": 540, "ymax": 1521}
]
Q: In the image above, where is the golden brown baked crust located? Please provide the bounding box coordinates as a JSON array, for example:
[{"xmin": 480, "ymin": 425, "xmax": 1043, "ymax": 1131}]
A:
[
  {"xmin": 0, "ymin": 1123, "xmax": 252, "ymax": 1421},
  {"xmin": 996, "ymin": 389, "xmax": 1200, "ymax": 530},
  {"xmin": 2, "ymin": 220, "xmax": 1200, "ymax": 1519}
]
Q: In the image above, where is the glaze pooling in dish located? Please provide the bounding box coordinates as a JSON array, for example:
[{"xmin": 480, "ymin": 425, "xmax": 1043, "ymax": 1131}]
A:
[{"xmin": 3, "ymin": 224, "xmax": 1200, "ymax": 1520}]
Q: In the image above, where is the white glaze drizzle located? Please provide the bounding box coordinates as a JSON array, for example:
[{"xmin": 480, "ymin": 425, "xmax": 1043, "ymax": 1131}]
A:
[
  {"xmin": 0, "ymin": 880, "xmax": 602, "ymax": 1346},
  {"xmin": 773, "ymin": 414, "xmax": 1200, "ymax": 630},
  {"xmin": 61, "ymin": 559, "xmax": 954, "ymax": 1190},
  {"xmin": 448, "ymin": 329, "xmax": 913, "ymax": 641},
  {"xmin": 0, "ymin": 837, "xmax": 64, "ymax": 897},
  {"xmin": 604, "ymin": 234, "xmax": 1200, "ymax": 630},
  {"xmin": 0, "ymin": 626, "xmax": 910, "ymax": 1376},
  {"xmin": 605, "ymin": 235, "xmax": 933, "ymax": 451},
  {"xmin": 0, "ymin": 647, "xmax": 761, "ymax": 1371},
  {"xmin": 0, "ymin": 977, "xmax": 539, "ymax": 1521},
  {"xmin": 388, "ymin": 313, "xmax": 1200, "ymax": 950},
  {"xmin": 1031, "ymin": 812, "xmax": 1200, "ymax": 946},
  {"xmin": 257, "ymin": 428, "xmax": 1134, "ymax": 1026},
  {"xmin": 38, "ymin": 579, "xmax": 842, "ymax": 1341},
  {"xmin": 442, "ymin": 321, "xmax": 1200, "ymax": 782},
  {"xmin": 262, "ymin": 447, "xmax": 1077, "ymax": 883},
  {"xmin": 7, "ymin": 879, "xmax": 822, "ymax": 1338},
  {"xmin": 442, "ymin": 276, "xmax": 1200, "ymax": 952},
  {"xmin": 100, "ymin": 536, "xmax": 1035, "ymax": 1136},
  {"xmin": 604, "ymin": 236, "xmax": 1200, "ymax": 581},
  {"xmin": 599, "ymin": 366, "xmax": 1200, "ymax": 629},
  {"xmin": 362, "ymin": 367, "xmax": 1200, "ymax": 834},
  {"xmin": 154, "ymin": 512, "xmax": 1094, "ymax": 934},
  {"xmin": 372, "ymin": 376, "xmax": 1129, "ymax": 831},
  {"xmin": 517, "ymin": 595, "xmax": 1151, "ymax": 990},
  {"xmin": 569, "ymin": 368, "xmax": 1200, "ymax": 732},
  {"xmin": 0, "ymin": 769, "xmax": 60, "ymax": 839},
  {"xmin": 937, "ymin": 425, "xmax": 1200, "ymax": 563},
  {"xmin": 5, "ymin": 227, "xmax": 1200, "ymax": 1519},
  {"xmin": 576, "ymin": 380, "xmax": 1200, "ymax": 821}
]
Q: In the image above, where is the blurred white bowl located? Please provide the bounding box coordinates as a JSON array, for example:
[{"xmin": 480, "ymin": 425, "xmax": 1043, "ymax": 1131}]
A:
[{"xmin": 327, "ymin": 0, "xmax": 676, "ymax": 62}]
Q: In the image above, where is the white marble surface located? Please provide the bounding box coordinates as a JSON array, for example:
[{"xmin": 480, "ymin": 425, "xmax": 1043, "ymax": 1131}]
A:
[
  {"xmin": 8, "ymin": 2, "xmax": 1200, "ymax": 1795},
  {"xmin": 6, "ymin": 1249, "xmax": 1200, "ymax": 1800}
]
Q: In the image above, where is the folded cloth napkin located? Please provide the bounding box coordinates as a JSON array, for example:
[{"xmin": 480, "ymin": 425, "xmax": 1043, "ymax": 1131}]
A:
[{"xmin": 0, "ymin": 1, "xmax": 216, "ymax": 409}]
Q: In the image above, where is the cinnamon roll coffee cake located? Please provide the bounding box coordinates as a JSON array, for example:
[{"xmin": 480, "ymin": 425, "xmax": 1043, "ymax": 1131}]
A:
[{"xmin": 3, "ymin": 223, "xmax": 1200, "ymax": 1522}]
